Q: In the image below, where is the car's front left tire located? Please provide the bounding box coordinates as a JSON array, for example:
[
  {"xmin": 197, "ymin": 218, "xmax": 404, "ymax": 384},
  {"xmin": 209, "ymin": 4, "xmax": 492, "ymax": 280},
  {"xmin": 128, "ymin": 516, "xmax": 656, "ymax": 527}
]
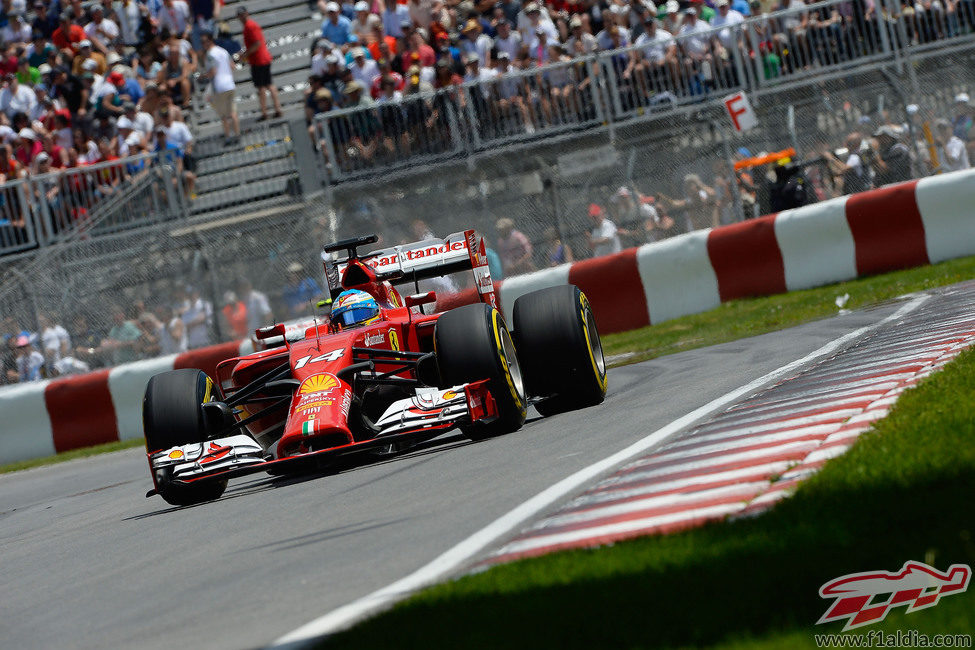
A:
[{"xmin": 144, "ymin": 369, "xmax": 228, "ymax": 506}]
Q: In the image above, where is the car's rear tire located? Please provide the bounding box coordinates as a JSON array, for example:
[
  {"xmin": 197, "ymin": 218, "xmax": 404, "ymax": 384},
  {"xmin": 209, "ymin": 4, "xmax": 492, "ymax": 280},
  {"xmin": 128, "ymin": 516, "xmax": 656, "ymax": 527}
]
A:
[
  {"xmin": 144, "ymin": 369, "xmax": 228, "ymax": 506},
  {"xmin": 513, "ymin": 284, "xmax": 607, "ymax": 416},
  {"xmin": 435, "ymin": 303, "xmax": 527, "ymax": 440}
]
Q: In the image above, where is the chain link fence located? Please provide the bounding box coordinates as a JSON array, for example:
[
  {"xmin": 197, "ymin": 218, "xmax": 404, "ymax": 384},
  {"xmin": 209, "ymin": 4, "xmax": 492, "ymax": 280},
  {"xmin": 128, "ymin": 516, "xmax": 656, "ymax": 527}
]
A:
[{"xmin": 2, "ymin": 38, "xmax": 973, "ymax": 384}]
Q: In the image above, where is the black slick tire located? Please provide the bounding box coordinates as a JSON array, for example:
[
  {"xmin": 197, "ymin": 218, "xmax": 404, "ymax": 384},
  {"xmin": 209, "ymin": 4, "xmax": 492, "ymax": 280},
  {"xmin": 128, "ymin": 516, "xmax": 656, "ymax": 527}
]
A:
[
  {"xmin": 512, "ymin": 284, "xmax": 607, "ymax": 416},
  {"xmin": 143, "ymin": 369, "xmax": 228, "ymax": 506},
  {"xmin": 435, "ymin": 303, "xmax": 527, "ymax": 440}
]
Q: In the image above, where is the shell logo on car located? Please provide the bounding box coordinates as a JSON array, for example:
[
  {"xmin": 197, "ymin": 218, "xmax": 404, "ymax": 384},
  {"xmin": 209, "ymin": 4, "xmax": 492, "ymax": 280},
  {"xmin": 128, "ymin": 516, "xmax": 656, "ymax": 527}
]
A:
[{"xmin": 299, "ymin": 374, "xmax": 339, "ymax": 395}]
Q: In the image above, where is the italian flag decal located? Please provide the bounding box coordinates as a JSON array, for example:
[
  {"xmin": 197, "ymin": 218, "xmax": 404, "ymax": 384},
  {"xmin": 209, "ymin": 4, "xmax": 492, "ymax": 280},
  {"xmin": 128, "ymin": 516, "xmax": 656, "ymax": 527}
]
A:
[{"xmin": 301, "ymin": 420, "xmax": 315, "ymax": 437}]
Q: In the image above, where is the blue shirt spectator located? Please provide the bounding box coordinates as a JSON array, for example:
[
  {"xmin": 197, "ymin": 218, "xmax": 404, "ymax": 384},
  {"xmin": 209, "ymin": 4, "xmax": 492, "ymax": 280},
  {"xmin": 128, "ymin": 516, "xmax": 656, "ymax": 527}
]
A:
[
  {"xmin": 283, "ymin": 263, "xmax": 322, "ymax": 317},
  {"xmin": 732, "ymin": 0, "xmax": 751, "ymax": 15},
  {"xmin": 321, "ymin": 12, "xmax": 356, "ymax": 45}
]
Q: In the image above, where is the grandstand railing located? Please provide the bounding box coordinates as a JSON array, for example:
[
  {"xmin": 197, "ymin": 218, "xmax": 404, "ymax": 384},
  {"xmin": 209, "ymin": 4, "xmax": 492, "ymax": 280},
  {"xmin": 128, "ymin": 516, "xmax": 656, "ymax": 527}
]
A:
[
  {"xmin": 0, "ymin": 152, "xmax": 188, "ymax": 257},
  {"xmin": 313, "ymin": 0, "xmax": 975, "ymax": 181}
]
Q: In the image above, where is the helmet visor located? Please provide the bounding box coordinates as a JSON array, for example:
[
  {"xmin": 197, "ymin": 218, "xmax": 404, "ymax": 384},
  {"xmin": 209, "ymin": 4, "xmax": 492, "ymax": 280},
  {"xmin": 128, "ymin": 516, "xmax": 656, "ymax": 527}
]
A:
[{"xmin": 334, "ymin": 305, "xmax": 378, "ymax": 328}]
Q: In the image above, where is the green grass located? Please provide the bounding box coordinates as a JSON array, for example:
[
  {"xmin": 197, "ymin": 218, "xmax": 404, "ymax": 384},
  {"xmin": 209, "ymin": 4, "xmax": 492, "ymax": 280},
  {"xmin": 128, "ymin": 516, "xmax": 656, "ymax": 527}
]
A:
[
  {"xmin": 323, "ymin": 343, "xmax": 975, "ymax": 648},
  {"xmin": 0, "ymin": 438, "xmax": 145, "ymax": 474},
  {"xmin": 603, "ymin": 254, "xmax": 975, "ymax": 365}
]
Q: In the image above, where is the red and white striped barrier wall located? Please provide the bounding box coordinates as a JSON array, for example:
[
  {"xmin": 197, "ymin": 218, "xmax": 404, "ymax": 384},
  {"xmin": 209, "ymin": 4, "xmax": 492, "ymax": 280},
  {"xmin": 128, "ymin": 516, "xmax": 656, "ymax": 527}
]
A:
[
  {"xmin": 2, "ymin": 169, "xmax": 973, "ymax": 464},
  {"xmin": 0, "ymin": 340, "xmax": 254, "ymax": 464}
]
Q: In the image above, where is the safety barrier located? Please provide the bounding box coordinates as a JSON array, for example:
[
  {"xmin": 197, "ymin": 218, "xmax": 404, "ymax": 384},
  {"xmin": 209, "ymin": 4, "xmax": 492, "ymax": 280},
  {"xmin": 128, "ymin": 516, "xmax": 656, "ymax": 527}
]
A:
[{"xmin": 2, "ymin": 168, "xmax": 974, "ymax": 464}]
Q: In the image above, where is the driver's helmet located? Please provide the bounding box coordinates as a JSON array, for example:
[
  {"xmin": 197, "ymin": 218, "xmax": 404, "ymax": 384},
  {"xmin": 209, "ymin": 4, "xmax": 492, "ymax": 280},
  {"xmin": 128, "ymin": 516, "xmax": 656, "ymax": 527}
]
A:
[{"xmin": 331, "ymin": 290, "xmax": 380, "ymax": 330}]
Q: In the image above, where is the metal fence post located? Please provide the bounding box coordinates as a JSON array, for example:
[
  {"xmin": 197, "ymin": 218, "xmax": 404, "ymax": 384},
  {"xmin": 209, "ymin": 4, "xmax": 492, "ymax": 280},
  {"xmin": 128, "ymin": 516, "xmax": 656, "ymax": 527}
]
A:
[
  {"xmin": 598, "ymin": 52, "xmax": 625, "ymax": 122},
  {"xmin": 318, "ymin": 115, "xmax": 342, "ymax": 184}
]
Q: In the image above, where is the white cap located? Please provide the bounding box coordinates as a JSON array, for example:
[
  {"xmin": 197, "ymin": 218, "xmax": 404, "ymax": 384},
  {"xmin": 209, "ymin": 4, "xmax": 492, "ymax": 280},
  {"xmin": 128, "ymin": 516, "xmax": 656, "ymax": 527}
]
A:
[
  {"xmin": 716, "ymin": 0, "xmax": 729, "ymax": 6},
  {"xmin": 955, "ymin": 92, "xmax": 970, "ymax": 104},
  {"xmin": 325, "ymin": 1, "xmax": 340, "ymax": 11},
  {"xmin": 82, "ymin": 58, "xmax": 98, "ymax": 70},
  {"xmin": 79, "ymin": 39, "xmax": 92, "ymax": 48},
  {"xmin": 18, "ymin": 128, "xmax": 36, "ymax": 140},
  {"xmin": 354, "ymin": 0, "xmax": 369, "ymax": 9},
  {"xmin": 906, "ymin": 103, "xmax": 919, "ymax": 115},
  {"xmin": 116, "ymin": 116, "xmax": 134, "ymax": 129},
  {"xmin": 352, "ymin": 46, "xmax": 366, "ymax": 57},
  {"xmin": 665, "ymin": 0, "xmax": 679, "ymax": 12},
  {"xmin": 325, "ymin": 53, "xmax": 339, "ymax": 64}
]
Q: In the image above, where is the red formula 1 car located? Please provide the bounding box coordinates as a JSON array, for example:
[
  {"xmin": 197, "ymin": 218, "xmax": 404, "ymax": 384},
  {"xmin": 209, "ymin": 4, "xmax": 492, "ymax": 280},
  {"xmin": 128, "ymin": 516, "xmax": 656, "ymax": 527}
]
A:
[{"xmin": 143, "ymin": 231, "xmax": 607, "ymax": 506}]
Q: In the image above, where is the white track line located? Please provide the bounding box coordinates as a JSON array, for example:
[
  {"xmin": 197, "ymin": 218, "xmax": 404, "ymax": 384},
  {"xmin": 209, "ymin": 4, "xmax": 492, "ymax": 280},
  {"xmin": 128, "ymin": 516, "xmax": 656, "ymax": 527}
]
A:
[{"xmin": 266, "ymin": 294, "xmax": 929, "ymax": 650}]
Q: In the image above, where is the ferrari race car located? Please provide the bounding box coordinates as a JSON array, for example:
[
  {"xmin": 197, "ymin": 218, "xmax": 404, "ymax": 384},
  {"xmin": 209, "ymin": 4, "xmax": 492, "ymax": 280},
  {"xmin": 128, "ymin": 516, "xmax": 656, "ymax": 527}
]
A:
[{"xmin": 143, "ymin": 231, "xmax": 607, "ymax": 506}]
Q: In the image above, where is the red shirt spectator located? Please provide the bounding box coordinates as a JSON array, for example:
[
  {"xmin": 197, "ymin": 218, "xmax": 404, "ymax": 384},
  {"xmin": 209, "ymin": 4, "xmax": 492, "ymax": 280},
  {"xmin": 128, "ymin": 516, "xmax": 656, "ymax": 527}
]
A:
[
  {"xmin": 52, "ymin": 23, "xmax": 86, "ymax": 54},
  {"xmin": 242, "ymin": 17, "xmax": 272, "ymax": 66},
  {"xmin": 367, "ymin": 35, "xmax": 398, "ymax": 61},
  {"xmin": 400, "ymin": 43, "xmax": 435, "ymax": 72},
  {"xmin": 370, "ymin": 71, "xmax": 404, "ymax": 99}
]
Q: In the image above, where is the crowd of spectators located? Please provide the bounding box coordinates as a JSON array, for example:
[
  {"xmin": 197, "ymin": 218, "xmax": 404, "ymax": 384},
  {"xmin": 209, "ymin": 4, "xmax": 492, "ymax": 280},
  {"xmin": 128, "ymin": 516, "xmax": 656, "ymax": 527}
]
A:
[
  {"xmin": 303, "ymin": 0, "xmax": 975, "ymax": 164},
  {"xmin": 0, "ymin": 0, "xmax": 248, "ymax": 247}
]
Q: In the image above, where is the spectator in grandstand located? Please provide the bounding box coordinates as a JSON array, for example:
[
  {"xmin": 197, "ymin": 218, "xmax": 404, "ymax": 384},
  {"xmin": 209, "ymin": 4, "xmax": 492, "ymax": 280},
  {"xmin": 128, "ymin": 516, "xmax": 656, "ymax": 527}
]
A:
[
  {"xmin": 238, "ymin": 277, "xmax": 274, "ymax": 333},
  {"xmin": 235, "ymin": 6, "xmax": 283, "ymax": 120},
  {"xmin": 283, "ymin": 262, "xmax": 323, "ymax": 318},
  {"xmin": 822, "ymin": 131, "xmax": 870, "ymax": 195},
  {"xmin": 630, "ymin": 15, "xmax": 679, "ymax": 94},
  {"xmin": 321, "ymin": 1, "xmax": 357, "ymax": 48},
  {"xmin": 366, "ymin": 21, "xmax": 398, "ymax": 62},
  {"xmin": 381, "ymin": 0, "xmax": 411, "ymax": 38},
  {"xmin": 37, "ymin": 312, "xmax": 71, "ymax": 376},
  {"xmin": 52, "ymin": 11, "xmax": 87, "ymax": 54},
  {"xmin": 221, "ymin": 291, "xmax": 248, "ymax": 339},
  {"xmin": 72, "ymin": 40, "xmax": 107, "ymax": 75},
  {"xmin": 460, "ymin": 18, "xmax": 493, "ymax": 67},
  {"xmin": 934, "ymin": 118, "xmax": 970, "ymax": 171},
  {"xmin": 543, "ymin": 226, "xmax": 573, "ymax": 266},
  {"xmin": 101, "ymin": 305, "xmax": 143, "ymax": 365},
  {"xmin": 586, "ymin": 203, "xmax": 622, "ymax": 258},
  {"xmin": 13, "ymin": 127, "xmax": 41, "ymax": 166},
  {"xmin": 14, "ymin": 334, "xmax": 45, "ymax": 382},
  {"xmin": 3, "ymin": 11, "xmax": 33, "ymax": 45},
  {"xmin": 564, "ymin": 15, "xmax": 596, "ymax": 54},
  {"xmin": 495, "ymin": 217, "xmax": 535, "ymax": 275},
  {"xmin": 113, "ymin": 0, "xmax": 147, "ymax": 48},
  {"xmin": 952, "ymin": 93, "xmax": 973, "ymax": 148},
  {"xmin": 158, "ymin": 0, "xmax": 192, "ymax": 41},
  {"xmin": 867, "ymin": 125, "xmax": 912, "ymax": 186},
  {"xmin": 369, "ymin": 57, "xmax": 404, "ymax": 99},
  {"xmin": 32, "ymin": 2, "xmax": 59, "ymax": 40},
  {"xmin": 157, "ymin": 43, "xmax": 192, "ymax": 110},
  {"xmin": 0, "ymin": 73, "xmax": 38, "ymax": 118},
  {"xmin": 84, "ymin": 4, "xmax": 120, "ymax": 53},
  {"xmin": 658, "ymin": 173, "xmax": 717, "ymax": 231},
  {"xmin": 123, "ymin": 100, "xmax": 154, "ymax": 138},
  {"xmin": 350, "ymin": 1, "xmax": 376, "ymax": 42},
  {"xmin": 158, "ymin": 106, "xmax": 196, "ymax": 194},
  {"xmin": 189, "ymin": 0, "xmax": 218, "ymax": 52},
  {"xmin": 349, "ymin": 46, "xmax": 379, "ymax": 86},
  {"xmin": 157, "ymin": 303, "xmax": 187, "ymax": 354},
  {"xmin": 201, "ymin": 30, "xmax": 240, "ymax": 146},
  {"xmin": 181, "ymin": 285, "xmax": 213, "ymax": 348}
]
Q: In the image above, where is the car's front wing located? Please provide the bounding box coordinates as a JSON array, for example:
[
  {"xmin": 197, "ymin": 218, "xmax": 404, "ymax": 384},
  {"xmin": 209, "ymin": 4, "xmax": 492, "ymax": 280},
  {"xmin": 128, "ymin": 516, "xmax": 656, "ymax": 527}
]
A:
[{"xmin": 146, "ymin": 380, "xmax": 497, "ymax": 495}]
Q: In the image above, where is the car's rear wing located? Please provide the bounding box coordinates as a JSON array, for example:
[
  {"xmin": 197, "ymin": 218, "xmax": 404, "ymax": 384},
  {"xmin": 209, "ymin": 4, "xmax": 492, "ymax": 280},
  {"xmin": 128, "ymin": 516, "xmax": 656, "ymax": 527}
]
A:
[{"xmin": 326, "ymin": 230, "xmax": 497, "ymax": 308}]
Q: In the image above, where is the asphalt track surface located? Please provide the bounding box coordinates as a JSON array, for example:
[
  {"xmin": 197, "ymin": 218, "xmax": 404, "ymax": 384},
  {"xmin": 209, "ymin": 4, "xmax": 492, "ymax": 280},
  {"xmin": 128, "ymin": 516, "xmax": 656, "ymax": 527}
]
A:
[{"xmin": 3, "ymin": 289, "xmax": 961, "ymax": 650}]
